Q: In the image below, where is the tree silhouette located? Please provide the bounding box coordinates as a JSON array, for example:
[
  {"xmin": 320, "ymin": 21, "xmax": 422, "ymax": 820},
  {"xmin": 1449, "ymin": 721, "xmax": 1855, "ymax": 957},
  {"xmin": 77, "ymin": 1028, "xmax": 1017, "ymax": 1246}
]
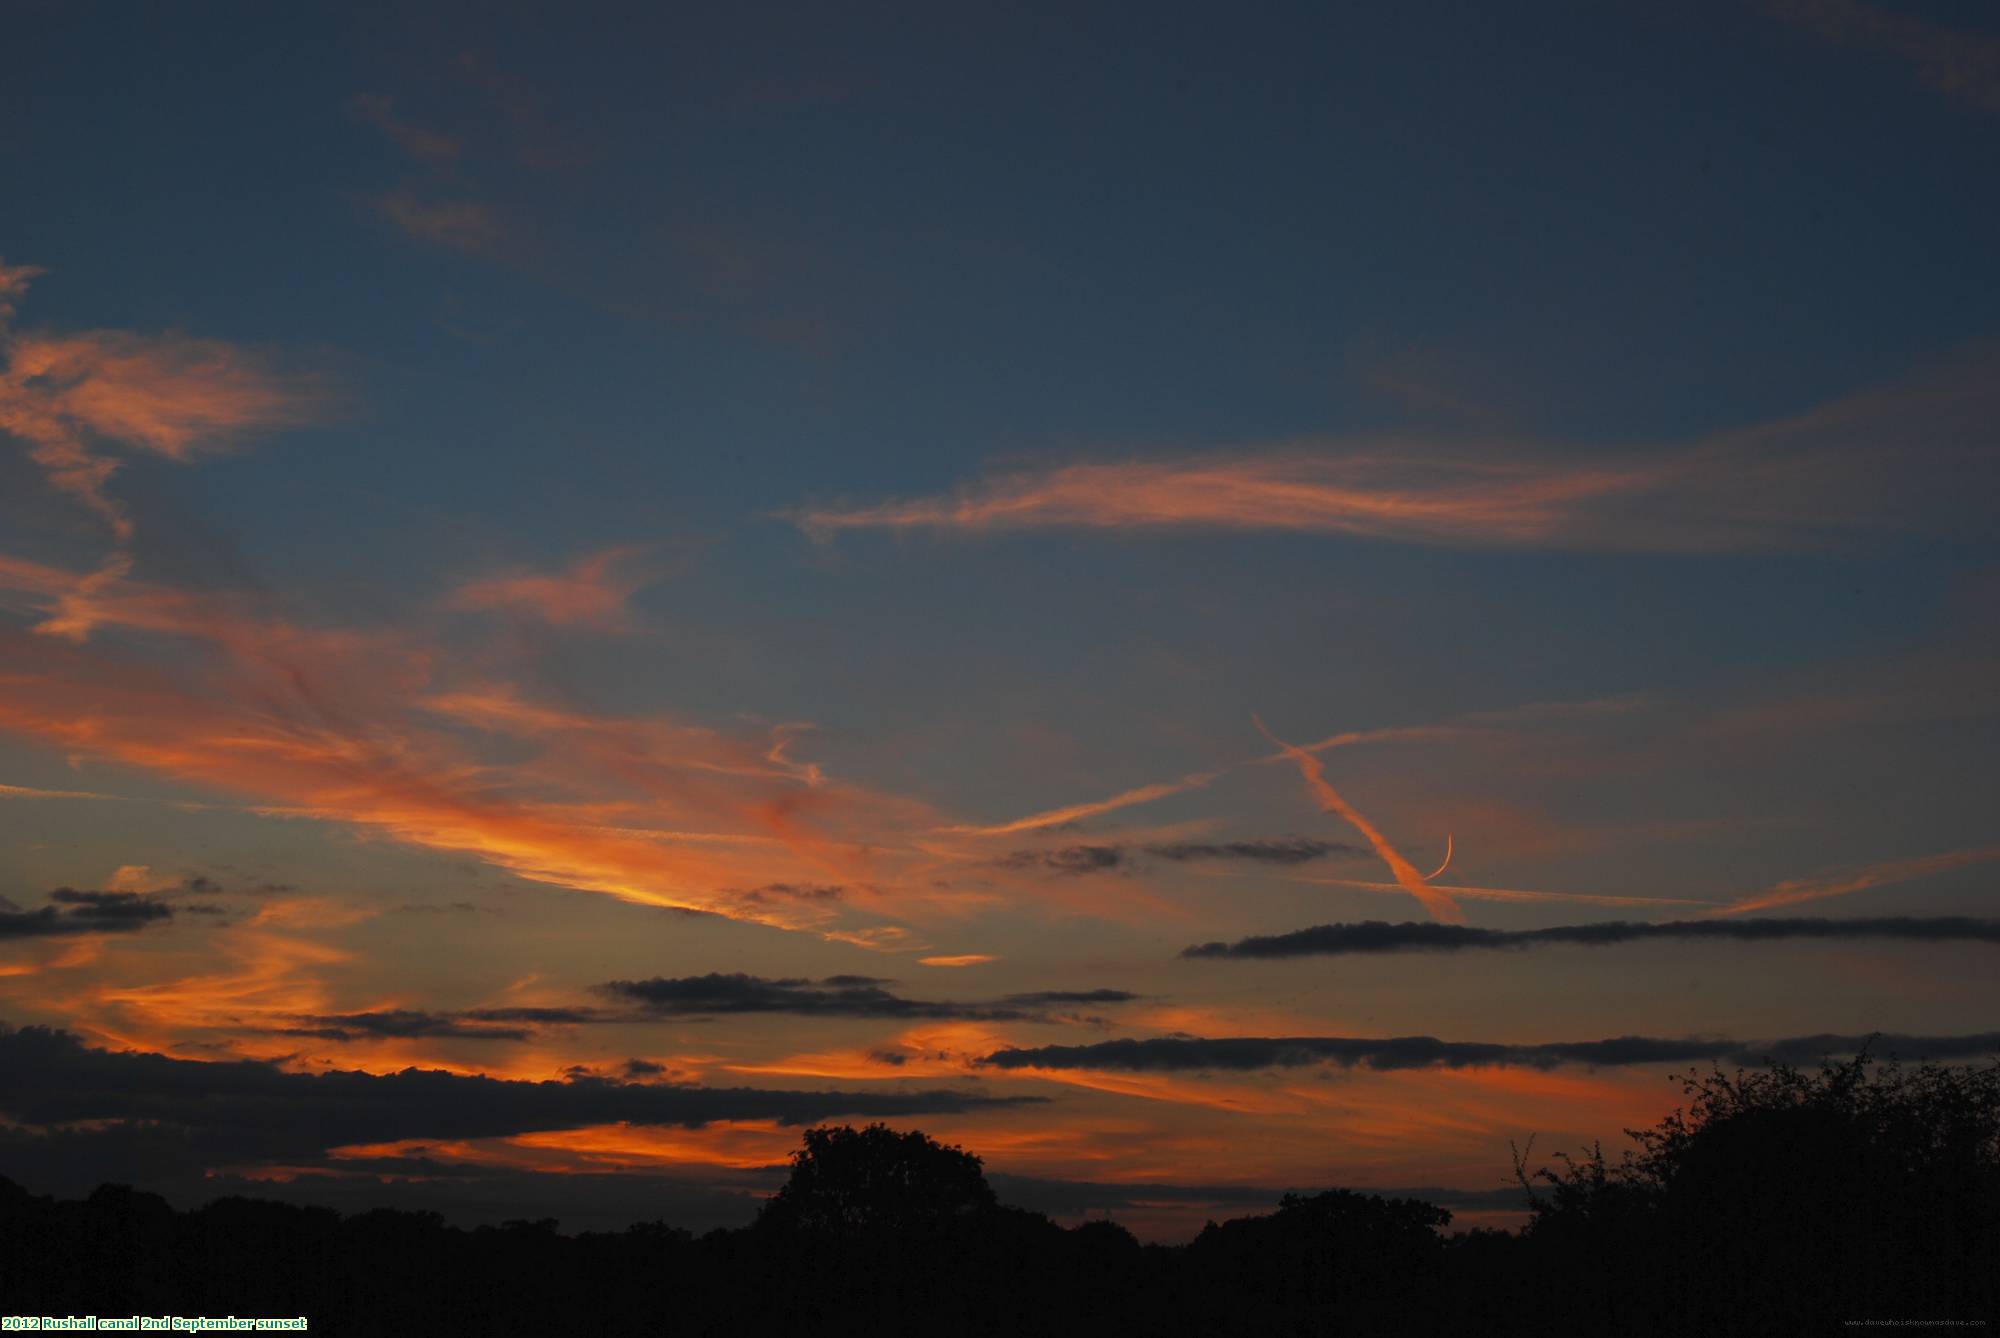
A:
[{"xmin": 754, "ymin": 1123, "xmax": 998, "ymax": 1236}]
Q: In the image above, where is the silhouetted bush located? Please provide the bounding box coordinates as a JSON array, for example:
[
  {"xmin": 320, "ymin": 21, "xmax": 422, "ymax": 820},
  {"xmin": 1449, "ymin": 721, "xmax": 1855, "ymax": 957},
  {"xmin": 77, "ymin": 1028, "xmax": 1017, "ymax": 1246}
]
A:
[{"xmin": 1511, "ymin": 1054, "xmax": 2000, "ymax": 1335}]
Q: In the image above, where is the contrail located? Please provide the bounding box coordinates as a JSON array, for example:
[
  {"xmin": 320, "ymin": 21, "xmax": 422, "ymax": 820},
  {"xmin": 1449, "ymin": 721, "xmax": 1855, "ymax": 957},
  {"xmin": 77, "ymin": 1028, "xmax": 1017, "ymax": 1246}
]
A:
[
  {"xmin": 941, "ymin": 694, "xmax": 1647, "ymax": 842},
  {"xmin": 1253, "ymin": 716, "xmax": 1464, "ymax": 924},
  {"xmin": 940, "ymin": 773, "xmax": 1220, "ymax": 837},
  {"xmin": 1709, "ymin": 845, "xmax": 2000, "ymax": 916},
  {"xmin": 1299, "ymin": 876, "xmax": 1713, "ymax": 909}
]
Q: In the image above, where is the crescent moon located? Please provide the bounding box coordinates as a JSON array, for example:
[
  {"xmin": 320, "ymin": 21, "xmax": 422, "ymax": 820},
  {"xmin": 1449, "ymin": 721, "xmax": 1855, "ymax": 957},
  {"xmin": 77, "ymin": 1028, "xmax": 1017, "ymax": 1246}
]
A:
[{"xmin": 1424, "ymin": 833, "xmax": 1453, "ymax": 881}]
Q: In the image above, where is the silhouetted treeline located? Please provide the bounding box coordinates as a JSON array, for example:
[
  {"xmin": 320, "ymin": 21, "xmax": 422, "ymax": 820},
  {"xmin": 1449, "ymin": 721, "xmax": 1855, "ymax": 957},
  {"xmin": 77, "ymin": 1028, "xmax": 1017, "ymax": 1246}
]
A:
[{"xmin": 3, "ymin": 1055, "xmax": 1994, "ymax": 1336}]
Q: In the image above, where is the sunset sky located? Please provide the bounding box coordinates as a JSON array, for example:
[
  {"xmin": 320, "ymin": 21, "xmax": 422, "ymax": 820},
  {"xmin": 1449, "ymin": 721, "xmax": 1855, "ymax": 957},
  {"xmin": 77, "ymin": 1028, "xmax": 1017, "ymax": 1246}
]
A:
[{"xmin": 3, "ymin": 0, "xmax": 1998, "ymax": 1240}]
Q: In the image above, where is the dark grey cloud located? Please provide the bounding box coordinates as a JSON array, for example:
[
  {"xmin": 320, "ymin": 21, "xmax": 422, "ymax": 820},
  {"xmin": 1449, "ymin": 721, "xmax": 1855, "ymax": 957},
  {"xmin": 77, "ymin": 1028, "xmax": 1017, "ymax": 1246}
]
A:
[
  {"xmin": 1, "ymin": 888, "xmax": 174, "ymax": 939},
  {"xmin": 1182, "ymin": 916, "xmax": 2000, "ymax": 959},
  {"xmin": 279, "ymin": 1011, "xmax": 533, "ymax": 1043},
  {"xmin": 995, "ymin": 846, "xmax": 1128, "ymax": 875},
  {"xmin": 0, "ymin": 1024, "xmax": 1044, "ymax": 1185},
  {"xmin": 736, "ymin": 882, "xmax": 845, "ymax": 904},
  {"xmin": 980, "ymin": 1031, "xmax": 2000, "ymax": 1073},
  {"xmin": 269, "ymin": 1004, "xmax": 618, "ymax": 1044},
  {"xmin": 262, "ymin": 981, "xmax": 1136, "ymax": 1046},
  {"xmin": 599, "ymin": 973, "xmax": 1135, "ymax": 1022},
  {"xmin": 1145, "ymin": 838, "xmax": 1363, "ymax": 864},
  {"xmin": 459, "ymin": 1006, "xmax": 610, "ymax": 1025},
  {"xmin": 676, "ymin": 883, "xmax": 849, "ymax": 921},
  {"xmin": 48, "ymin": 888, "xmax": 170, "ymax": 915},
  {"xmin": 997, "ymin": 837, "xmax": 1363, "ymax": 877}
]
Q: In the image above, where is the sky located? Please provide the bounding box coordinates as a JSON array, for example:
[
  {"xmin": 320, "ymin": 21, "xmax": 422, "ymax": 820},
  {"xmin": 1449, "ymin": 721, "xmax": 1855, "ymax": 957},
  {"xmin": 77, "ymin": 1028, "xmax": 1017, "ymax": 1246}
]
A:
[{"xmin": 2, "ymin": 0, "xmax": 1998, "ymax": 1241}]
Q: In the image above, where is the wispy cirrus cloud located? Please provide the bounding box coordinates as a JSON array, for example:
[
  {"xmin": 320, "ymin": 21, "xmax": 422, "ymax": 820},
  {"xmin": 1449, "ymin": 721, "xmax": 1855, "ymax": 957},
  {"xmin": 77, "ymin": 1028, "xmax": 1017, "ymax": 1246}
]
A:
[
  {"xmin": 449, "ymin": 545, "xmax": 660, "ymax": 630},
  {"xmin": 795, "ymin": 450, "xmax": 1659, "ymax": 547},
  {"xmin": 1769, "ymin": 0, "xmax": 2000, "ymax": 115},
  {"xmin": 0, "ymin": 550, "xmax": 947, "ymax": 940},
  {"xmin": 789, "ymin": 352, "xmax": 2000, "ymax": 551},
  {"xmin": 1182, "ymin": 915, "xmax": 2000, "ymax": 959},
  {"xmin": 0, "ymin": 781, "xmax": 125, "ymax": 801},
  {"xmin": 0, "ymin": 264, "xmax": 318, "ymax": 542}
]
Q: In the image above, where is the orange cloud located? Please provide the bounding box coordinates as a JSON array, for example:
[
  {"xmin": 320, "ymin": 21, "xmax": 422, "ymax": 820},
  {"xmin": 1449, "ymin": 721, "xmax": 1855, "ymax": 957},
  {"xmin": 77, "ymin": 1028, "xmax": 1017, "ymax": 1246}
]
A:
[
  {"xmin": 795, "ymin": 450, "xmax": 1656, "ymax": 547},
  {"xmin": 0, "ymin": 545, "xmax": 1219, "ymax": 945},
  {"xmin": 0, "ymin": 560, "xmax": 948, "ymax": 940},
  {"xmin": 449, "ymin": 546, "xmax": 659, "ymax": 630},
  {"xmin": 68, "ymin": 919, "xmax": 353, "ymax": 1059},
  {"xmin": 0, "ymin": 781, "xmax": 123, "ymax": 801},
  {"xmin": 0, "ymin": 260, "xmax": 43, "ymax": 322},
  {"xmin": 792, "ymin": 352, "xmax": 2000, "ymax": 551},
  {"xmin": 1, "ymin": 328, "xmax": 314, "ymax": 536},
  {"xmin": 920, "ymin": 954, "xmax": 997, "ymax": 967},
  {"xmin": 1, "ymin": 300, "xmax": 316, "ymax": 539}
]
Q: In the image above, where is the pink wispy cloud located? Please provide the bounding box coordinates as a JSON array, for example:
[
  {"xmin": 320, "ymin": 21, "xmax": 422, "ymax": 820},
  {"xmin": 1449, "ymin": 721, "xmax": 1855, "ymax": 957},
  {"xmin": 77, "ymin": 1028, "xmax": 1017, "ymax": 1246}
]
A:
[
  {"xmin": 795, "ymin": 450, "xmax": 1657, "ymax": 547},
  {"xmin": 0, "ymin": 261, "xmax": 317, "ymax": 541},
  {"xmin": 790, "ymin": 352, "xmax": 2000, "ymax": 551},
  {"xmin": 449, "ymin": 546, "xmax": 660, "ymax": 630}
]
